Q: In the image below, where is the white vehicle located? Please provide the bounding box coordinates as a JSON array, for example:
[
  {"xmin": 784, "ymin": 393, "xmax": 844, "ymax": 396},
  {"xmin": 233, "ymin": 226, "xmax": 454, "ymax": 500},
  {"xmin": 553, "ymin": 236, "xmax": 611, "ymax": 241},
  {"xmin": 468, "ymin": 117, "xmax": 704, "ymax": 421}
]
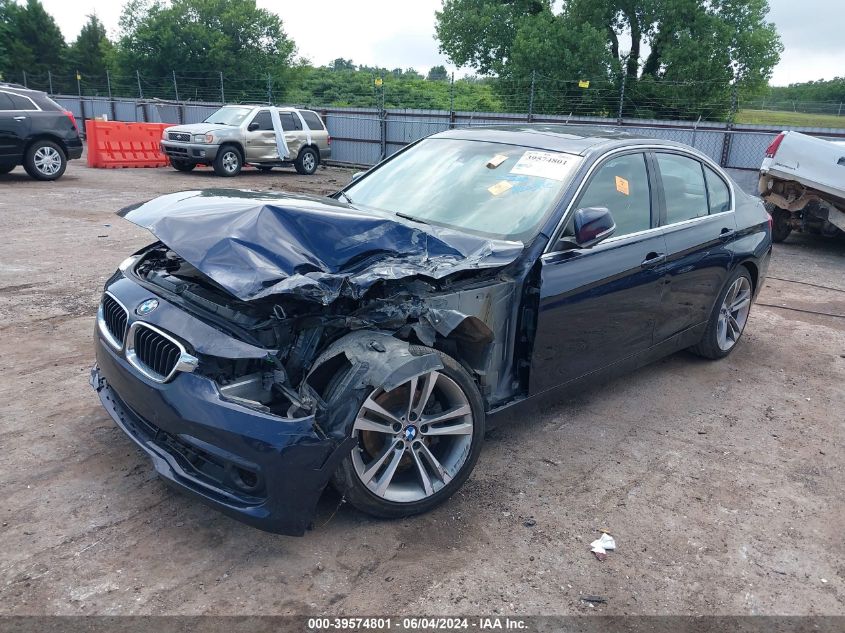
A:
[{"xmin": 759, "ymin": 131, "xmax": 845, "ymax": 242}]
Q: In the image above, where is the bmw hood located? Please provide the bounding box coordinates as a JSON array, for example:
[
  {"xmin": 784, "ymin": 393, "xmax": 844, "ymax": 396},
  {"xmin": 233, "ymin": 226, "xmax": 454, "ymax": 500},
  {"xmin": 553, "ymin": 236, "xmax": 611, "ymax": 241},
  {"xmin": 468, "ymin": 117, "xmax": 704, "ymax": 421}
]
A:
[{"xmin": 119, "ymin": 190, "xmax": 524, "ymax": 304}]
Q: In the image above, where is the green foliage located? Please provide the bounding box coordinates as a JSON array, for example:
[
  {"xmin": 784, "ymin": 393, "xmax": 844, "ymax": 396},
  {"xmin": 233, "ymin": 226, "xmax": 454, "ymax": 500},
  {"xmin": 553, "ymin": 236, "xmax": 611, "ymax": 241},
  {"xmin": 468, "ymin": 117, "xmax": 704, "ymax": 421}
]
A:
[
  {"xmin": 435, "ymin": 0, "xmax": 784, "ymax": 120},
  {"xmin": 67, "ymin": 15, "xmax": 113, "ymax": 82},
  {"xmin": 0, "ymin": 0, "xmax": 67, "ymax": 83},
  {"xmin": 766, "ymin": 78, "xmax": 845, "ymax": 105},
  {"xmin": 284, "ymin": 64, "xmax": 501, "ymax": 111},
  {"xmin": 114, "ymin": 0, "xmax": 296, "ymax": 100},
  {"xmin": 427, "ymin": 65, "xmax": 449, "ymax": 81}
]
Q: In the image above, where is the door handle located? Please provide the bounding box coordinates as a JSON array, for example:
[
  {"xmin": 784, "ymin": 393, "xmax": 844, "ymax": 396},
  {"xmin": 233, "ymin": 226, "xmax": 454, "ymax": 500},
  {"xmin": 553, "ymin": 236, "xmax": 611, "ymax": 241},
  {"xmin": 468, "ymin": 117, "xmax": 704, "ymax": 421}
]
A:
[
  {"xmin": 13, "ymin": 116, "xmax": 26, "ymax": 121},
  {"xmin": 719, "ymin": 228, "xmax": 735, "ymax": 241},
  {"xmin": 641, "ymin": 252, "xmax": 666, "ymax": 268}
]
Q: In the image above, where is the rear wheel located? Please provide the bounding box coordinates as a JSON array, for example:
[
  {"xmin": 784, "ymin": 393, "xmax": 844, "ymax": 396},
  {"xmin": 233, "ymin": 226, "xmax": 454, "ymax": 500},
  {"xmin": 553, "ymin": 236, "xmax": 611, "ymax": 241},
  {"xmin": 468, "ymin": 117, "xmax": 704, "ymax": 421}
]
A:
[
  {"xmin": 24, "ymin": 140, "xmax": 66, "ymax": 181},
  {"xmin": 689, "ymin": 268, "xmax": 753, "ymax": 359},
  {"xmin": 294, "ymin": 147, "xmax": 318, "ymax": 175},
  {"xmin": 331, "ymin": 346, "xmax": 485, "ymax": 519},
  {"xmin": 768, "ymin": 204, "xmax": 792, "ymax": 243},
  {"xmin": 171, "ymin": 159, "xmax": 196, "ymax": 172},
  {"xmin": 213, "ymin": 145, "xmax": 242, "ymax": 177}
]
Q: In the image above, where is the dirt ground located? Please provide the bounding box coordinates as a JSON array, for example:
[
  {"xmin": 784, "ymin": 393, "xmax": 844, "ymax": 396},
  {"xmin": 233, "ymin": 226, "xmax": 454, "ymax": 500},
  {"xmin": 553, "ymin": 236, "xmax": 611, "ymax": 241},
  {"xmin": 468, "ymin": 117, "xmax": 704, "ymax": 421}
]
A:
[{"xmin": 0, "ymin": 156, "xmax": 842, "ymax": 617}]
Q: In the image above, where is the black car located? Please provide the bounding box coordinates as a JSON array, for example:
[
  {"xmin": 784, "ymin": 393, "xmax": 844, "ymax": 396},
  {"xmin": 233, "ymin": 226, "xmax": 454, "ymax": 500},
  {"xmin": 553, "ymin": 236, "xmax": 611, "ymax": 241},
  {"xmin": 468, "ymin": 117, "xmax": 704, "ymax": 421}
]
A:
[
  {"xmin": 90, "ymin": 126, "xmax": 772, "ymax": 535},
  {"xmin": 0, "ymin": 83, "xmax": 83, "ymax": 180}
]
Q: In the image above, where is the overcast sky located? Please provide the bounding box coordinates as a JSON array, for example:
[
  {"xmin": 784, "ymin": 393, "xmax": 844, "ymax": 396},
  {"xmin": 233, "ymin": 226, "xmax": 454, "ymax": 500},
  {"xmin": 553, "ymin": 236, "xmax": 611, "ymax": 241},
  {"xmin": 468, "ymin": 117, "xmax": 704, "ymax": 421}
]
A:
[{"xmin": 40, "ymin": 0, "xmax": 843, "ymax": 86}]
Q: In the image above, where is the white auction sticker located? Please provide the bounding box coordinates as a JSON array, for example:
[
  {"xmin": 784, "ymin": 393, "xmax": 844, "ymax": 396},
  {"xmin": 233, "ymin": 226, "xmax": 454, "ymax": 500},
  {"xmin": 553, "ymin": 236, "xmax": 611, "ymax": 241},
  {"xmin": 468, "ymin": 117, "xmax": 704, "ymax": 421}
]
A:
[{"xmin": 510, "ymin": 150, "xmax": 571, "ymax": 181}]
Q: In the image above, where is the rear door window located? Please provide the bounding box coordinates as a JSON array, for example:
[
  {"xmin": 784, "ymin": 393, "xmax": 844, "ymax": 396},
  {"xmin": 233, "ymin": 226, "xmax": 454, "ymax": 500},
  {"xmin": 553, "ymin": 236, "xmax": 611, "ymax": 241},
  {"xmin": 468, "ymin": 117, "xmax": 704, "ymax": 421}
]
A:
[
  {"xmin": 656, "ymin": 153, "xmax": 708, "ymax": 224},
  {"xmin": 7, "ymin": 93, "xmax": 36, "ymax": 110},
  {"xmin": 575, "ymin": 152, "xmax": 652, "ymax": 237},
  {"xmin": 0, "ymin": 93, "xmax": 14, "ymax": 111},
  {"xmin": 279, "ymin": 112, "xmax": 302, "ymax": 131},
  {"xmin": 704, "ymin": 166, "xmax": 731, "ymax": 214}
]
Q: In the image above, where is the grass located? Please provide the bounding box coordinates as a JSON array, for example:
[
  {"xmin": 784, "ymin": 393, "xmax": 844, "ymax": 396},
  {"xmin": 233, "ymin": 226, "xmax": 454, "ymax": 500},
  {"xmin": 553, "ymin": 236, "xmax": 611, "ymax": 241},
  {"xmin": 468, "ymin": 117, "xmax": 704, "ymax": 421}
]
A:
[{"xmin": 736, "ymin": 109, "xmax": 845, "ymax": 129}]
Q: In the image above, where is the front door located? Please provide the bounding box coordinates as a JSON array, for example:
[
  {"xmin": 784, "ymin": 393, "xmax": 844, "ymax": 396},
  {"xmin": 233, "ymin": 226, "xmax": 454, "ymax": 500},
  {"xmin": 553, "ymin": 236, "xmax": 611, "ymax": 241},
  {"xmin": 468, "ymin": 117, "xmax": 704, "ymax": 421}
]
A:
[
  {"xmin": 244, "ymin": 109, "xmax": 279, "ymax": 162},
  {"xmin": 530, "ymin": 151, "xmax": 667, "ymax": 394}
]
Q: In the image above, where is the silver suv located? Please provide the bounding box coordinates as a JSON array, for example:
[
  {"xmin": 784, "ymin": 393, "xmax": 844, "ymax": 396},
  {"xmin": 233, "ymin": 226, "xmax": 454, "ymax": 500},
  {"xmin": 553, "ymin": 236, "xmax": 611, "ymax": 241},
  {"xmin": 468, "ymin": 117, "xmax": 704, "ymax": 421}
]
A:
[{"xmin": 160, "ymin": 105, "xmax": 331, "ymax": 177}]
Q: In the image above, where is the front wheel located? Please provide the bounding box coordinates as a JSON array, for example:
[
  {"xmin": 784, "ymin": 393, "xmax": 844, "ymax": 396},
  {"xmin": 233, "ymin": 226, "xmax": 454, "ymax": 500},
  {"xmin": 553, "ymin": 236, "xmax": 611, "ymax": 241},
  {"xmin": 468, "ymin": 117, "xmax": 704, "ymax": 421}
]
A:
[
  {"xmin": 689, "ymin": 268, "xmax": 753, "ymax": 359},
  {"xmin": 212, "ymin": 145, "xmax": 242, "ymax": 177},
  {"xmin": 331, "ymin": 346, "xmax": 485, "ymax": 519},
  {"xmin": 24, "ymin": 140, "xmax": 66, "ymax": 181},
  {"xmin": 294, "ymin": 147, "xmax": 318, "ymax": 175}
]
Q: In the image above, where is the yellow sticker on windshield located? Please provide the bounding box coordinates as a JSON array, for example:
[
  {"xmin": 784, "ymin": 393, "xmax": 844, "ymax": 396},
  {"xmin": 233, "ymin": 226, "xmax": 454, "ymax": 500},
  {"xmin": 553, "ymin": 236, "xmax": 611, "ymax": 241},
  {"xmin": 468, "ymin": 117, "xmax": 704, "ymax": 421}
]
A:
[
  {"xmin": 487, "ymin": 154, "xmax": 508, "ymax": 169},
  {"xmin": 615, "ymin": 176, "xmax": 630, "ymax": 195},
  {"xmin": 488, "ymin": 180, "xmax": 513, "ymax": 196}
]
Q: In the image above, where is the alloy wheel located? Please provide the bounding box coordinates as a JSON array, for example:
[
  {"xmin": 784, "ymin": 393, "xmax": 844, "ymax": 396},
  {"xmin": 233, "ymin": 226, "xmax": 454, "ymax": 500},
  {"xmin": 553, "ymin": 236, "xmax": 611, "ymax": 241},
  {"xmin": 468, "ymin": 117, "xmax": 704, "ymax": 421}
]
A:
[
  {"xmin": 221, "ymin": 151, "xmax": 239, "ymax": 174},
  {"xmin": 351, "ymin": 370, "xmax": 474, "ymax": 503},
  {"xmin": 717, "ymin": 276, "xmax": 752, "ymax": 351},
  {"xmin": 34, "ymin": 146, "xmax": 62, "ymax": 176},
  {"xmin": 303, "ymin": 152, "xmax": 316, "ymax": 172}
]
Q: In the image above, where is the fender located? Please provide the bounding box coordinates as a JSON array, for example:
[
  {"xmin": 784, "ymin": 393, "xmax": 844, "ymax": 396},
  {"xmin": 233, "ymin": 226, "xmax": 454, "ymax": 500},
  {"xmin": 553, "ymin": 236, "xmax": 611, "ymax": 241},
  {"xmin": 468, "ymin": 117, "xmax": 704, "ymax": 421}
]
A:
[{"xmin": 306, "ymin": 330, "xmax": 443, "ymax": 441}]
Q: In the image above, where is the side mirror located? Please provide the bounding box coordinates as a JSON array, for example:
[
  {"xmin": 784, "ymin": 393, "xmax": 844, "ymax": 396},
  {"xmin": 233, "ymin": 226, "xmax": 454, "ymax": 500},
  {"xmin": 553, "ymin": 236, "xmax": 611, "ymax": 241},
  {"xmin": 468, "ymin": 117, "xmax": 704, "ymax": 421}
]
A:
[
  {"xmin": 247, "ymin": 122, "xmax": 260, "ymax": 131},
  {"xmin": 572, "ymin": 207, "xmax": 616, "ymax": 248}
]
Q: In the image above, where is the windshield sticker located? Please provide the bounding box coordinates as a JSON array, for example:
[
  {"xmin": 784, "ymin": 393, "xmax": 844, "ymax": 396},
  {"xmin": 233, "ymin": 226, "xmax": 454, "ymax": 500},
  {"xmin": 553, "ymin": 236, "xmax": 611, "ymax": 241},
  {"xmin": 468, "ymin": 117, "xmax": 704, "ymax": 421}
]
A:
[
  {"xmin": 486, "ymin": 154, "xmax": 509, "ymax": 169},
  {"xmin": 510, "ymin": 151, "xmax": 571, "ymax": 181},
  {"xmin": 488, "ymin": 180, "xmax": 514, "ymax": 196},
  {"xmin": 615, "ymin": 176, "xmax": 630, "ymax": 196}
]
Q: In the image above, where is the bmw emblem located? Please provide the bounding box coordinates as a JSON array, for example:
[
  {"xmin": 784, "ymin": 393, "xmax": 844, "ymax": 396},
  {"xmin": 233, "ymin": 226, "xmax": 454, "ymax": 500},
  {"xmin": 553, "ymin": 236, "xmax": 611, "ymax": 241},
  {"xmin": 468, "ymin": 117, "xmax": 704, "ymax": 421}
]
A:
[
  {"xmin": 404, "ymin": 426, "xmax": 418, "ymax": 442},
  {"xmin": 136, "ymin": 298, "xmax": 159, "ymax": 316}
]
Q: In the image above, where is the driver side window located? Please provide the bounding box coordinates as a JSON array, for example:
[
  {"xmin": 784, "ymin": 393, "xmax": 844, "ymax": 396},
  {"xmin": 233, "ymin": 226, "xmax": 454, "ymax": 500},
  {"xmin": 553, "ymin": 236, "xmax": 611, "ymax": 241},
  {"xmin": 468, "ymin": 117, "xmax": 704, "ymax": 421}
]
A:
[
  {"xmin": 575, "ymin": 153, "xmax": 652, "ymax": 238},
  {"xmin": 249, "ymin": 110, "xmax": 273, "ymax": 131}
]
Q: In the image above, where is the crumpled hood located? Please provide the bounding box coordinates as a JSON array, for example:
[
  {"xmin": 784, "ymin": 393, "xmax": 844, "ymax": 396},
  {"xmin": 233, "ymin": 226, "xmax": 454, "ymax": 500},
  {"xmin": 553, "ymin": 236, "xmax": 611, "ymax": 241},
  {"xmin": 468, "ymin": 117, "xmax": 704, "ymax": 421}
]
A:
[{"xmin": 119, "ymin": 190, "xmax": 524, "ymax": 304}]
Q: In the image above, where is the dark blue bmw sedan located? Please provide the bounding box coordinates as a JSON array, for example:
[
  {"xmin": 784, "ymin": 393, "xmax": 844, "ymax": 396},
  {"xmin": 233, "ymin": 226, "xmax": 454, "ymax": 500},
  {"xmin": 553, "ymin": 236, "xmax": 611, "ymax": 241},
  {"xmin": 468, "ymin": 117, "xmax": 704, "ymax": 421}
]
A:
[{"xmin": 91, "ymin": 126, "xmax": 772, "ymax": 535}]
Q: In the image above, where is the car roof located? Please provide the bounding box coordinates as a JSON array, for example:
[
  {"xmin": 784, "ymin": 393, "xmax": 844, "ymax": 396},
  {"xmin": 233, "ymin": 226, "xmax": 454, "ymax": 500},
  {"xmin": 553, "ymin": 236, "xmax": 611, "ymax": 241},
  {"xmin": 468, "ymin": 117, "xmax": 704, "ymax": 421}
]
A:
[
  {"xmin": 0, "ymin": 83, "xmax": 45, "ymax": 97},
  {"xmin": 431, "ymin": 124, "xmax": 694, "ymax": 157}
]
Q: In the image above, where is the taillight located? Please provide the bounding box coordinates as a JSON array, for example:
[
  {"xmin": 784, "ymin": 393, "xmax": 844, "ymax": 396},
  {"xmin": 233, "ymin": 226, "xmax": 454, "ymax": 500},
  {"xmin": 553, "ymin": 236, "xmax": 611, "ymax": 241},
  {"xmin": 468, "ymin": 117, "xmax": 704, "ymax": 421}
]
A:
[
  {"xmin": 327, "ymin": 135, "xmax": 332, "ymax": 146},
  {"xmin": 767, "ymin": 211, "xmax": 773, "ymax": 234},
  {"xmin": 765, "ymin": 132, "xmax": 785, "ymax": 158},
  {"xmin": 64, "ymin": 110, "xmax": 77, "ymax": 131}
]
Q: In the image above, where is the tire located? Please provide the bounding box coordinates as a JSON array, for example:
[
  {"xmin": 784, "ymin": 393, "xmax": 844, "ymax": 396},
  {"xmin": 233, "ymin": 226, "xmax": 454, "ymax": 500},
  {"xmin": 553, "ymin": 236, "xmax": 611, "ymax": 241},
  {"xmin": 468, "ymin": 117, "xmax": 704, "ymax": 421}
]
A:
[
  {"xmin": 768, "ymin": 205, "xmax": 792, "ymax": 243},
  {"xmin": 689, "ymin": 267, "xmax": 754, "ymax": 360},
  {"xmin": 257, "ymin": 166, "xmax": 273, "ymax": 173},
  {"xmin": 0, "ymin": 163, "xmax": 15, "ymax": 174},
  {"xmin": 171, "ymin": 159, "xmax": 196, "ymax": 172},
  {"xmin": 330, "ymin": 345, "xmax": 485, "ymax": 519},
  {"xmin": 212, "ymin": 145, "xmax": 242, "ymax": 177},
  {"xmin": 294, "ymin": 147, "xmax": 318, "ymax": 175},
  {"xmin": 23, "ymin": 140, "xmax": 66, "ymax": 181}
]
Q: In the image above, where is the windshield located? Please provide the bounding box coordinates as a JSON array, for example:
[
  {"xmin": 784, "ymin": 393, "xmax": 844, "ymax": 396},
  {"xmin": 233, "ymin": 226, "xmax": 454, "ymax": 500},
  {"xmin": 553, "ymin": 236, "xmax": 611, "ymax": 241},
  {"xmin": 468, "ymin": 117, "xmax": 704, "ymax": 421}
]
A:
[
  {"xmin": 343, "ymin": 138, "xmax": 582, "ymax": 241},
  {"xmin": 203, "ymin": 106, "xmax": 253, "ymax": 126}
]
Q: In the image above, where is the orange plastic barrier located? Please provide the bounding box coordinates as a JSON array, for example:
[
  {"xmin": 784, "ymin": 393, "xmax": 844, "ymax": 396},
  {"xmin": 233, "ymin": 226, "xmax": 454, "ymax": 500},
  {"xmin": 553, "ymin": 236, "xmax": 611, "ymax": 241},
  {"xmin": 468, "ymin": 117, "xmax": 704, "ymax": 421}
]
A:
[{"xmin": 86, "ymin": 120, "xmax": 170, "ymax": 169}]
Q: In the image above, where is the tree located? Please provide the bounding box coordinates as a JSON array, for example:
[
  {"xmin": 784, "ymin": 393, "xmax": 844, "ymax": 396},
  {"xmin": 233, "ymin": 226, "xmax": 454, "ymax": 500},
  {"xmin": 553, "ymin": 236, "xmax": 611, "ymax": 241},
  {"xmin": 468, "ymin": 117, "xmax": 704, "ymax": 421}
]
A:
[
  {"xmin": 435, "ymin": 0, "xmax": 783, "ymax": 120},
  {"xmin": 0, "ymin": 0, "xmax": 67, "ymax": 85},
  {"xmin": 114, "ymin": 0, "xmax": 296, "ymax": 100},
  {"xmin": 426, "ymin": 65, "xmax": 449, "ymax": 81},
  {"xmin": 67, "ymin": 14, "xmax": 113, "ymax": 82},
  {"xmin": 328, "ymin": 58, "xmax": 356, "ymax": 72}
]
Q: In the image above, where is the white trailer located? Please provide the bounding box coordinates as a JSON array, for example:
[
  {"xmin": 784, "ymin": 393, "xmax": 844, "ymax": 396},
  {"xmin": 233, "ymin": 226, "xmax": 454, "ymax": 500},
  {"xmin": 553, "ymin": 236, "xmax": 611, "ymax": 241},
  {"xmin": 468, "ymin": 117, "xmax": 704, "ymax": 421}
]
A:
[{"xmin": 759, "ymin": 131, "xmax": 845, "ymax": 242}]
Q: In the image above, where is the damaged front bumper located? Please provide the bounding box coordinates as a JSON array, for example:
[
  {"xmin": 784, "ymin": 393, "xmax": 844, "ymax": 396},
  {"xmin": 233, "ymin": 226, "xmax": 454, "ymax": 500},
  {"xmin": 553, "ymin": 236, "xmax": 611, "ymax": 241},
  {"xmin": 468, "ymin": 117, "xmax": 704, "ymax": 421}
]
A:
[{"xmin": 90, "ymin": 336, "xmax": 351, "ymax": 535}]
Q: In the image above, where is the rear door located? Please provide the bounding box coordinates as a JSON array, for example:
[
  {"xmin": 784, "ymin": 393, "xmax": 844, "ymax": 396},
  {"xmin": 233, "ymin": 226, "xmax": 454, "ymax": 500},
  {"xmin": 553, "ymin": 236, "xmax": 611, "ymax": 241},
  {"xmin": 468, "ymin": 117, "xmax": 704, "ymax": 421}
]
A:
[
  {"xmin": 530, "ymin": 150, "xmax": 668, "ymax": 394},
  {"xmin": 652, "ymin": 152, "xmax": 737, "ymax": 342},
  {"xmin": 279, "ymin": 111, "xmax": 304, "ymax": 158},
  {"xmin": 0, "ymin": 91, "xmax": 31, "ymax": 160}
]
